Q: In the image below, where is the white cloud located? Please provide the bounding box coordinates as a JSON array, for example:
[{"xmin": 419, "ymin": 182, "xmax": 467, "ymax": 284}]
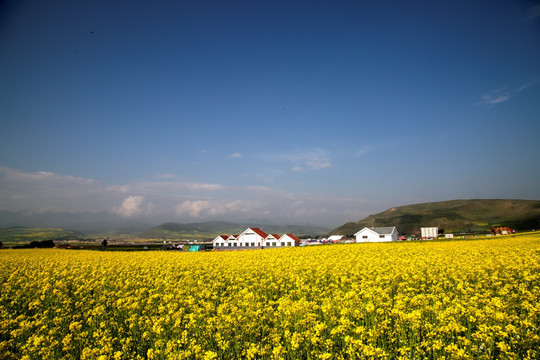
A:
[
  {"xmin": 261, "ymin": 148, "xmax": 334, "ymax": 171},
  {"xmin": 108, "ymin": 180, "xmax": 225, "ymax": 194},
  {"xmin": 0, "ymin": 165, "xmax": 381, "ymax": 227},
  {"xmin": 231, "ymin": 152, "xmax": 242, "ymax": 158},
  {"xmin": 0, "ymin": 166, "xmax": 111, "ymax": 212},
  {"xmin": 113, "ymin": 195, "xmax": 155, "ymax": 218},
  {"xmin": 174, "ymin": 199, "xmax": 259, "ymax": 219},
  {"xmin": 476, "ymin": 88, "xmax": 511, "ymax": 106},
  {"xmin": 517, "ymin": 79, "xmax": 540, "ymax": 92},
  {"xmin": 305, "ymin": 157, "xmax": 333, "ymax": 170},
  {"xmin": 477, "ymin": 79, "xmax": 539, "ymax": 106},
  {"xmin": 175, "ymin": 200, "xmax": 213, "ymax": 218}
]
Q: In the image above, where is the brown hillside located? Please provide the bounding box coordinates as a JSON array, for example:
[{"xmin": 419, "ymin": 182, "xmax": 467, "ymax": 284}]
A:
[{"xmin": 330, "ymin": 199, "xmax": 540, "ymax": 236}]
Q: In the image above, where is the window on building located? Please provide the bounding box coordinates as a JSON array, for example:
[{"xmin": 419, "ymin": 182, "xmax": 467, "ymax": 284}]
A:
[
  {"xmin": 362, "ymin": 235, "xmax": 368, "ymax": 239},
  {"xmin": 380, "ymin": 235, "xmax": 385, "ymax": 238}
]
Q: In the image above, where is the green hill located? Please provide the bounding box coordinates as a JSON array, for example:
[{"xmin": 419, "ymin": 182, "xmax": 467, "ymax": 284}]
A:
[
  {"xmin": 330, "ymin": 199, "xmax": 540, "ymax": 236},
  {"xmin": 141, "ymin": 221, "xmax": 329, "ymax": 240},
  {"xmin": 0, "ymin": 227, "xmax": 85, "ymax": 244}
]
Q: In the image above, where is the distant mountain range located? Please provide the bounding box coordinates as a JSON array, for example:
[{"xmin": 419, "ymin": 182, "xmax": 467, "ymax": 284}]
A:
[
  {"xmin": 0, "ymin": 210, "xmax": 152, "ymax": 235},
  {"xmin": 3, "ymin": 199, "xmax": 538, "ymax": 240},
  {"xmin": 330, "ymin": 199, "xmax": 540, "ymax": 236},
  {"xmin": 0, "ymin": 227, "xmax": 85, "ymax": 243},
  {"xmin": 0, "ymin": 210, "xmax": 329, "ymax": 240},
  {"xmin": 141, "ymin": 221, "xmax": 330, "ymax": 240}
]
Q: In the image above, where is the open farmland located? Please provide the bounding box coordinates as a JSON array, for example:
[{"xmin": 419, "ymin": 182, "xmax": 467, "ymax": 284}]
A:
[{"xmin": 1, "ymin": 234, "xmax": 540, "ymax": 359}]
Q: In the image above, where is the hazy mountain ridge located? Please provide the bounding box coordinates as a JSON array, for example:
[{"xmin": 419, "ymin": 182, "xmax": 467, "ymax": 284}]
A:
[
  {"xmin": 141, "ymin": 221, "xmax": 330, "ymax": 240},
  {"xmin": 330, "ymin": 199, "xmax": 540, "ymax": 236},
  {"xmin": 0, "ymin": 210, "xmax": 153, "ymax": 235},
  {"xmin": 0, "ymin": 210, "xmax": 329, "ymax": 240},
  {"xmin": 0, "ymin": 227, "xmax": 85, "ymax": 243}
]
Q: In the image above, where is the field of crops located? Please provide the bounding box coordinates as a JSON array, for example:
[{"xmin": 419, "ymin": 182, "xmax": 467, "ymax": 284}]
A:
[{"xmin": 1, "ymin": 234, "xmax": 539, "ymax": 359}]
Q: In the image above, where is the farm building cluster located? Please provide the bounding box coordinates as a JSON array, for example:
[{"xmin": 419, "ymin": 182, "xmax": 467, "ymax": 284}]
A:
[
  {"xmin": 212, "ymin": 225, "xmax": 516, "ymax": 249},
  {"xmin": 212, "ymin": 228, "xmax": 301, "ymax": 249}
]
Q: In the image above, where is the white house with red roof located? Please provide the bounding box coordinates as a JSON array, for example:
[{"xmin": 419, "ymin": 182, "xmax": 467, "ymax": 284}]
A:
[
  {"xmin": 212, "ymin": 235, "xmax": 228, "ymax": 247},
  {"xmin": 236, "ymin": 228, "xmax": 268, "ymax": 247},
  {"xmin": 263, "ymin": 233, "xmax": 280, "ymax": 247},
  {"xmin": 279, "ymin": 233, "xmax": 301, "ymax": 247},
  {"xmin": 212, "ymin": 228, "xmax": 300, "ymax": 249}
]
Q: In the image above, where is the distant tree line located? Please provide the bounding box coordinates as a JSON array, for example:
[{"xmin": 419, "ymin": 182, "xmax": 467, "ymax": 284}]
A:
[{"xmin": 13, "ymin": 240, "xmax": 55, "ymax": 249}]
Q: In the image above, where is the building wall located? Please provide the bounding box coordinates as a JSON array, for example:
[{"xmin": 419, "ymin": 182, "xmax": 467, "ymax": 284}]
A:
[
  {"xmin": 237, "ymin": 229, "xmax": 266, "ymax": 247},
  {"xmin": 355, "ymin": 228, "xmax": 397, "ymax": 242},
  {"xmin": 279, "ymin": 234, "xmax": 299, "ymax": 247},
  {"xmin": 421, "ymin": 227, "xmax": 438, "ymax": 239}
]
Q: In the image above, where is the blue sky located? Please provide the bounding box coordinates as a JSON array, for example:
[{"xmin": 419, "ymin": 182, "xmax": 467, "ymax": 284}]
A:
[{"xmin": 1, "ymin": 0, "xmax": 540, "ymax": 228}]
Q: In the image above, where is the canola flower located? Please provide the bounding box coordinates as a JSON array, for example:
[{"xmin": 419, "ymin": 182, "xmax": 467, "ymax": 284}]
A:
[{"xmin": 1, "ymin": 234, "xmax": 539, "ymax": 359}]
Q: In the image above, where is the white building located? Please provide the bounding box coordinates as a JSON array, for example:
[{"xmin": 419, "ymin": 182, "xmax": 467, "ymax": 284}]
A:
[
  {"xmin": 421, "ymin": 227, "xmax": 438, "ymax": 239},
  {"xmin": 263, "ymin": 233, "xmax": 281, "ymax": 247},
  {"xmin": 355, "ymin": 227, "xmax": 398, "ymax": 243},
  {"xmin": 328, "ymin": 235, "xmax": 344, "ymax": 242},
  {"xmin": 279, "ymin": 233, "xmax": 301, "ymax": 247},
  {"xmin": 212, "ymin": 235, "xmax": 228, "ymax": 247},
  {"xmin": 213, "ymin": 228, "xmax": 300, "ymax": 249},
  {"xmin": 235, "ymin": 228, "xmax": 268, "ymax": 247}
]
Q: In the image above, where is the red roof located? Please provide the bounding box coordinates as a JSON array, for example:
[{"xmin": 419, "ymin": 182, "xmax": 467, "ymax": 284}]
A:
[
  {"xmin": 284, "ymin": 233, "xmax": 301, "ymax": 242},
  {"xmin": 219, "ymin": 235, "xmax": 228, "ymax": 240},
  {"xmin": 250, "ymin": 227, "xmax": 269, "ymax": 238}
]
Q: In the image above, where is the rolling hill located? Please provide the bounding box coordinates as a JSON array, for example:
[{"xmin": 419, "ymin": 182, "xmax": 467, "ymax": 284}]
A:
[
  {"xmin": 0, "ymin": 227, "xmax": 85, "ymax": 244},
  {"xmin": 0, "ymin": 210, "xmax": 153, "ymax": 235},
  {"xmin": 330, "ymin": 199, "xmax": 540, "ymax": 236},
  {"xmin": 140, "ymin": 221, "xmax": 330, "ymax": 240}
]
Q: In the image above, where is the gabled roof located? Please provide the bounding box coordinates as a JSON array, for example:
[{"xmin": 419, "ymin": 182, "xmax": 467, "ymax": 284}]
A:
[
  {"xmin": 372, "ymin": 227, "xmax": 396, "ymax": 235},
  {"xmin": 270, "ymin": 234, "xmax": 280, "ymax": 239},
  {"xmin": 250, "ymin": 227, "xmax": 269, "ymax": 238},
  {"xmin": 355, "ymin": 226, "xmax": 397, "ymax": 236},
  {"xmin": 283, "ymin": 233, "xmax": 301, "ymax": 242},
  {"xmin": 212, "ymin": 234, "xmax": 229, "ymax": 243}
]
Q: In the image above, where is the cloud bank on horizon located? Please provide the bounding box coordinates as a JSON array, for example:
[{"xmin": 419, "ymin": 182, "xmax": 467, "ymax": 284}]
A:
[
  {"xmin": 0, "ymin": 165, "xmax": 379, "ymax": 227},
  {"xmin": 1, "ymin": 0, "xmax": 539, "ymax": 227}
]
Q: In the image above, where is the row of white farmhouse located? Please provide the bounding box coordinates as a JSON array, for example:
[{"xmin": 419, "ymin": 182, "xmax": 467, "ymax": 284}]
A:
[{"xmin": 213, "ymin": 227, "xmax": 301, "ymax": 248}]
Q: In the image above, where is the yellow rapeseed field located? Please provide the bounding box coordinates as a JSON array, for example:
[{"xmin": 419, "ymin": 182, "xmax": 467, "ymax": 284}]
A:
[{"xmin": 1, "ymin": 234, "xmax": 539, "ymax": 359}]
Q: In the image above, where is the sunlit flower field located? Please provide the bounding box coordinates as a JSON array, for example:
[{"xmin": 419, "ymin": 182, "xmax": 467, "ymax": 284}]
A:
[{"xmin": 1, "ymin": 234, "xmax": 539, "ymax": 359}]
